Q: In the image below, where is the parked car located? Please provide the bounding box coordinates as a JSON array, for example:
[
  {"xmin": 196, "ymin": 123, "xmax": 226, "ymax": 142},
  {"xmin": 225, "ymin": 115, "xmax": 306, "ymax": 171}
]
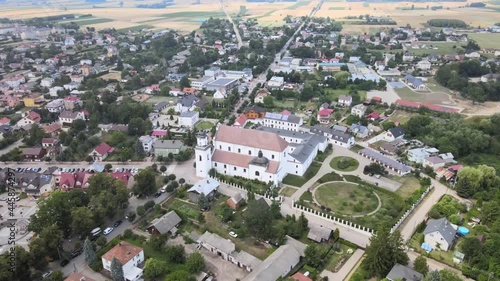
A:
[
  {"xmin": 229, "ymin": 231, "xmax": 238, "ymax": 238},
  {"xmin": 103, "ymin": 227, "xmax": 114, "ymax": 235},
  {"xmin": 114, "ymin": 220, "xmax": 123, "ymax": 227},
  {"xmin": 42, "ymin": 271, "xmax": 53, "ymax": 279},
  {"xmin": 60, "ymin": 259, "xmax": 69, "ymax": 267},
  {"xmin": 154, "ymin": 192, "xmax": 162, "ymax": 198}
]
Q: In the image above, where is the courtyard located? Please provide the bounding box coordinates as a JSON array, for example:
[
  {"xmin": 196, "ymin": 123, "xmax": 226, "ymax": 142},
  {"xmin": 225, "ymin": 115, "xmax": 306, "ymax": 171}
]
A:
[{"xmin": 314, "ymin": 182, "xmax": 381, "ymax": 216}]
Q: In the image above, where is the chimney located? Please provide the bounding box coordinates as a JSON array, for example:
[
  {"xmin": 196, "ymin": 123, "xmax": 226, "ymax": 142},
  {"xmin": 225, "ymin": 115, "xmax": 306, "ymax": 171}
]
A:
[
  {"xmin": 80, "ymin": 278, "xmax": 85, "ymax": 281},
  {"xmin": 127, "ymin": 251, "xmax": 131, "ymax": 255}
]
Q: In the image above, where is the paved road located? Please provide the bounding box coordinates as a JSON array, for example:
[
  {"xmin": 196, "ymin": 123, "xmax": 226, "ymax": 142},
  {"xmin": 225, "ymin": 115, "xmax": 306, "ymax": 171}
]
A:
[{"xmin": 221, "ymin": 0, "xmax": 243, "ymax": 48}]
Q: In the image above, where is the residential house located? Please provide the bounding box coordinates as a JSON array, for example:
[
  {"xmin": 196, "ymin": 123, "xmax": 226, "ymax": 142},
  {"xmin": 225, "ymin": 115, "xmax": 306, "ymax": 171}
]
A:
[
  {"xmin": 307, "ymin": 224, "xmax": 332, "ymax": 243},
  {"xmin": 169, "ymin": 88, "xmax": 183, "ymax": 96},
  {"xmin": 423, "ymin": 156, "xmax": 446, "ymax": 170},
  {"xmin": 59, "ymin": 110, "xmax": 85, "ymax": 126},
  {"xmin": 317, "ymin": 108, "xmax": 334, "ymax": 124},
  {"xmin": 416, "ymin": 60, "xmax": 432, "ymax": 71},
  {"xmin": 338, "ymin": 95, "xmax": 352, "ymax": 107},
  {"xmin": 22, "ymin": 147, "xmax": 46, "ymax": 161},
  {"xmin": 179, "ymin": 111, "xmax": 199, "ymax": 127},
  {"xmin": 17, "ymin": 111, "xmax": 41, "ymax": 127},
  {"xmin": 147, "ymin": 210, "xmax": 182, "ymax": 236},
  {"xmin": 41, "ymin": 138, "xmax": 58, "ymax": 148},
  {"xmin": 57, "ymin": 172, "xmax": 93, "ymax": 190},
  {"xmin": 407, "ymin": 148, "xmax": 431, "ymax": 164},
  {"xmin": 101, "ymin": 241, "xmax": 144, "ymax": 281},
  {"xmin": 405, "ymin": 74, "xmax": 428, "ymax": 91},
  {"xmin": 187, "ymin": 178, "xmax": 219, "ymax": 202},
  {"xmin": 154, "ymin": 139, "xmax": 184, "ymax": 157},
  {"xmin": 213, "ymin": 89, "xmax": 227, "ymax": 99},
  {"xmin": 317, "ymin": 62, "xmax": 346, "ymax": 71},
  {"xmin": 380, "ymin": 142, "xmax": 400, "ymax": 155},
  {"xmin": 350, "ymin": 124, "xmax": 370, "ymax": 138},
  {"xmin": 89, "ymin": 142, "xmax": 115, "ymax": 161},
  {"xmin": 386, "ymin": 263, "xmax": 423, "ymax": 281},
  {"xmin": 244, "ymin": 105, "xmax": 266, "ymax": 119},
  {"xmin": 254, "ymin": 89, "xmax": 270, "ymax": 104},
  {"xmin": 153, "ymin": 101, "xmax": 168, "ymax": 113},
  {"xmin": 384, "ymin": 127, "xmax": 405, "ymax": 142},
  {"xmin": 403, "ymin": 52, "xmax": 414, "ymax": 62},
  {"xmin": 49, "ymin": 86, "xmax": 64, "ymax": 97},
  {"xmin": 63, "ymin": 96, "xmax": 82, "ymax": 110},
  {"xmin": 139, "ymin": 136, "xmax": 154, "ymax": 154},
  {"xmin": 423, "ymin": 218, "xmax": 457, "ymax": 251},
  {"xmin": 351, "ymin": 104, "xmax": 367, "ymax": 117},
  {"xmin": 46, "ymin": 99, "xmax": 65, "ymax": 113},
  {"xmin": 197, "ymin": 231, "xmax": 236, "ymax": 261},
  {"xmin": 227, "ymin": 193, "xmax": 244, "ymax": 209},
  {"xmin": 365, "ymin": 112, "xmax": 380, "ymax": 121},
  {"xmin": 175, "ymin": 95, "xmax": 205, "ymax": 113},
  {"xmin": 40, "ymin": 78, "xmax": 54, "ymax": 88},
  {"xmin": 23, "ymin": 95, "xmax": 45, "ymax": 108}
]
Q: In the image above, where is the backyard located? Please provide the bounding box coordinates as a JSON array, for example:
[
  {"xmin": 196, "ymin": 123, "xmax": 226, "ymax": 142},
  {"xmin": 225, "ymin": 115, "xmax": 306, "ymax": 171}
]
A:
[
  {"xmin": 386, "ymin": 110, "xmax": 418, "ymax": 125},
  {"xmin": 195, "ymin": 121, "xmax": 215, "ymax": 130},
  {"xmin": 315, "ymin": 182, "xmax": 379, "ymax": 216}
]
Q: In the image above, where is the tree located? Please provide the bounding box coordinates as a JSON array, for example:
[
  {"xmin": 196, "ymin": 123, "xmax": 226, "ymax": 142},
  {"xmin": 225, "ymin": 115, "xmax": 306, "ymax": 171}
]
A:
[
  {"xmin": 84, "ymin": 238, "xmax": 96, "ymax": 264},
  {"xmin": 263, "ymin": 96, "xmax": 274, "ymax": 107},
  {"xmin": 270, "ymin": 202, "xmax": 281, "ymax": 219},
  {"xmin": 71, "ymin": 206, "xmax": 95, "ymax": 236},
  {"xmin": 332, "ymin": 228, "xmax": 340, "ymax": 242},
  {"xmin": 186, "ymin": 252, "xmax": 205, "ymax": 273},
  {"xmin": 132, "ymin": 168, "xmax": 157, "ymax": 197},
  {"xmin": 144, "ymin": 258, "xmax": 169, "ymax": 279},
  {"xmin": 38, "ymin": 225, "xmax": 64, "ymax": 259},
  {"xmin": 165, "ymin": 245, "xmax": 186, "ymax": 263},
  {"xmin": 244, "ymin": 199, "xmax": 274, "ymax": 240},
  {"xmin": 198, "ymin": 193, "xmax": 208, "ymax": 209},
  {"xmin": 414, "ymin": 255, "xmax": 429, "ymax": 275},
  {"xmin": 96, "ymin": 236, "xmax": 107, "ymax": 248},
  {"xmin": 127, "ymin": 211, "xmax": 136, "ymax": 222},
  {"xmin": 110, "ymin": 257, "xmax": 124, "ymax": 281},
  {"xmin": 165, "ymin": 270, "xmax": 194, "ymax": 281},
  {"xmin": 137, "ymin": 205, "xmax": 145, "ymax": 216},
  {"xmin": 180, "ymin": 76, "xmax": 191, "ymax": 88},
  {"xmin": 0, "ymin": 246, "xmax": 32, "ymax": 280},
  {"xmin": 363, "ymin": 228, "xmax": 409, "ymax": 278},
  {"xmin": 160, "ymin": 165, "xmax": 167, "ymax": 173},
  {"xmin": 456, "ymin": 167, "xmax": 483, "ymax": 198},
  {"xmin": 45, "ymin": 270, "xmax": 64, "ymax": 281},
  {"xmin": 304, "ymin": 244, "xmax": 322, "ymax": 267},
  {"xmin": 424, "ymin": 270, "xmax": 441, "ymax": 281},
  {"xmin": 105, "ymin": 163, "xmax": 112, "ymax": 172}
]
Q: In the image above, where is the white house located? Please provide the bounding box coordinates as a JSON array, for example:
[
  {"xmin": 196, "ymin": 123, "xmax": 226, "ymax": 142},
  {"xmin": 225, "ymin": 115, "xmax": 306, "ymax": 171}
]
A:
[
  {"xmin": 102, "ymin": 241, "xmax": 144, "ymax": 281},
  {"xmin": 213, "ymin": 89, "xmax": 227, "ymax": 99},
  {"xmin": 416, "ymin": 60, "xmax": 432, "ymax": 71},
  {"xmin": 351, "ymin": 104, "xmax": 367, "ymax": 118},
  {"xmin": 423, "ymin": 156, "xmax": 446, "ymax": 170},
  {"xmin": 175, "ymin": 95, "xmax": 201, "ymax": 113},
  {"xmin": 267, "ymin": 76, "xmax": 285, "ymax": 89},
  {"xmin": 423, "ymin": 218, "xmax": 457, "ymax": 251},
  {"xmin": 139, "ymin": 135, "xmax": 155, "ymax": 153},
  {"xmin": 59, "ymin": 110, "xmax": 85, "ymax": 125},
  {"xmin": 40, "ymin": 78, "xmax": 54, "ymax": 88},
  {"xmin": 263, "ymin": 112, "xmax": 303, "ymax": 132},
  {"xmin": 407, "ymin": 148, "xmax": 430, "ymax": 164},
  {"xmin": 192, "ymin": 76, "xmax": 215, "ymax": 90},
  {"xmin": 46, "ymin": 99, "xmax": 65, "ymax": 113},
  {"xmin": 384, "ymin": 127, "xmax": 405, "ymax": 142},
  {"xmin": 49, "ymin": 86, "xmax": 64, "ymax": 97},
  {"xmin": 254, "ymin": 89, "xmax": 270, "ymax": 104},
  {"xmin": 338, "ymin": 95, "xmax": 352, "ymax": 107},
  {"xmin": 310, "ymin": 125, "xmax": 355, "ymax": 149},
  {"xmin": 178, "ymin": 111, "xmax": 199, "ymax": 127}
]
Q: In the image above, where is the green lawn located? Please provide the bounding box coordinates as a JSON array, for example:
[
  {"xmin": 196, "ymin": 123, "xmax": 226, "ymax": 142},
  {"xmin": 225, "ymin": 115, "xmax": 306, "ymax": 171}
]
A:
[
  {"xmin": 394, "ymin": 86, "xmax": 418, "ymax": 100},
  {"xmin": 315, "ymin": 145, "xmax": 333, "ymax": 162},
  {"xmin": 280, "ymin": 186, "xmax": 298, "ymax": 197},
  {"xmin": 317, "ymin": 172, "xmax": 344, "ymax": 183},
  {"xmin": 64, "ymin": 18, "xmax": 114, "ymax": 26},
  {"xmin": 116, "ymin": 24, "xmax": 154, "ymax": 32},
  {"xmin": 325, "ymin": 244, "xmax": 353, "ymax": 272},
  {"xmin": 315, "ymin": 182, "xmax": 379, "ymax": 215},
  {"xmin": 144, "ymin": 96, "xmax": 177, "ymax": 105},
  {"xmin": 286, "ymin": 1, "xmax": 311, "ymax": 10},
  {"xmin": 282, "ymin": 161, "xmax": 322, "ymax": 187},
  {"xmin": 392, "ymin": 175, "xmax": 421, "ymax": 199},
  {"xmin": 160, "ymin": 11, "xmax": 226, "ymax": 19},
  {"xmin": 324, "ymin": 89, "xmax": 366, "ymax": 101},
  {"xmin": 386, "ymin": 110, "xmax": 417, "ymax": 125},
  {"xmin": 330, "ymin": 156, "xmax": 359, "ymax": 172},
  {"xmin": 350, "ymin": 144, "xmax": 365, "ymax": 153},
  {"xmin": 195, "ymin": 121, "xmax": 215, "ymax": 130},
  {"xmin": 467, "ymin": 33, "xmax": 500, "ymax": 49},
  {"xmin": 167, "ymin": 199, "xmax": 200, "ymax": 220},
  {"xmin": 300, "ymin": 191, "xmax": 313, "ymax": 201}
]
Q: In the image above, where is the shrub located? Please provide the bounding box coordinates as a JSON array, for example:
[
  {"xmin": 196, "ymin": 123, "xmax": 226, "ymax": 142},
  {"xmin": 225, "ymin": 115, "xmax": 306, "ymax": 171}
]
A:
[
  {"xmin": 168, "ymin": 174, "xmax": 176, "ymax": 181},
  {"xmin": 123, "ymin": 229, "xmax": 133, "ymax": 239},
  {"xmin": 90, "ymin": 261, "xmax": 103, "ymax": 272}
]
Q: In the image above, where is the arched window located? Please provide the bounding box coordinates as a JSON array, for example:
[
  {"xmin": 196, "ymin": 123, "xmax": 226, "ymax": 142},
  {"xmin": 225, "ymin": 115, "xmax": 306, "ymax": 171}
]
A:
[{"xmin": 255, "ymin": 171, "xmax": 260, "ymax": 176}]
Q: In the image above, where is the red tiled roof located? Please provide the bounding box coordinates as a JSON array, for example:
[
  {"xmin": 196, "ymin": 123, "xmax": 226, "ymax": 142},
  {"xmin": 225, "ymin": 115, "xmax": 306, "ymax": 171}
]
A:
[
  {"xmin": 234, "ymin": 114, "xmax": 248, "ymax": 126},
  {"xmin": 215, "ymin": 125, "xmax": 289, "ymax": 152},
  {"xmin": 94, "ymin": 142, "xmax": 113, "ymax": 155},
  {"xmin": 42, "ymin": 138, "xmax": 57, "ymax": 144},
  {"xmin": 43, "ymin": 123, "xmax": 61, "ymax": 134},
  {"xmin": 27, "ymin": 111, "xmax": 41, "ymax": 122},
  {"xmin": 102, "ymin": 241, "xmax": 143, "ymax": 265},
  {"xmin": 291, "ymin": 272, "xmax": 313, "ymax": 281},
  {"xmin": 151, "ymin": 130, "xmax": 167, "ymax": 137},
  {"xmin": 449, "ymin": 165, "xmax": 463, "ymax": 171},
  {"xmin": 366, "ymin": 112, "xmax": 380, "ymax": 119},
  {"xmin": 0, "ymin": 117, "xmax": 10, "ymax": 125},
  {"xmin": 110, "ymin": 171, "xmax": 132, "ymax": 186},
  {"xmin": 281, "ymin": 109, "xmax": 291, "ymax": 115},
  {"xmin": 212, "ymin": 150, "xmax": 280, "ymax": 174},
  {"xmin": 395, "ymin": 99, "xmax": 420, "ymax": 108},
  {"xmin": 318, "ymin": 108, "xmax": 333, "ymax": 117}
]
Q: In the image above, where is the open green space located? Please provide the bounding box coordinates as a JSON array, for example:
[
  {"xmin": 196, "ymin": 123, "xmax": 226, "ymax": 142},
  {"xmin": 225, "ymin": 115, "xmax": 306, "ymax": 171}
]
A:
[
  {"xmin": 286, "ymin": 1, "xmax": 311, "ymax": 10},
  {"xmin": 61, "ymin": 18, "xmax": 114, "ymax": 26},
  {"xmin": 323, "ymin": 88, "xmax": 366, "ymax": 102},
  {"xmin": 409, "ymin": 43, "xmax": 459, "ymax": 55},
  {"xmin": 330, "ymin": 156, "xmax": 359, "ymax": 172},
  {"xmin": 315, "ymin": 182, "xmax": 379, "ymax": 215},
  {"xmin": 280, "ymin": 186, "xmax": 298, "ymax": 197},
  {"xmin": 195, "ymin": 121, "xmax": 215, "ymax": 130},
  {"xmin": 467, "ymin": 32, "xmax": 500, "ymax": 49},
  {"xmin": 116, "ymin": 25, "xmax": 154, "ymax": 32},
  {"xmin": 392, "ymin": 175, "xmax": 421, "ymax": 198},
  {"xmin": 168, "ymin": 199, "xmax": 200, "ymax": 220},
  {"xmin": 317, "ymin": 172, "xmax": 344, "ymax": 183},
  {"xmin": 283, "ymin": 161, "xmax": 322, "ymax": 187},
  {"xmin": 136, "ymin": 11, "xmax": 225, "ymax": 23},
  {"xmin": 350, "ymin": 144, "xmax": 365, "ymax": 153},
  {"xmin": 144, "ymin": 96, "xmax": 177, "ymax": 105},
  {"xmin": 386, "ymin": 110, "xmax": 417, "ymax": 125}
]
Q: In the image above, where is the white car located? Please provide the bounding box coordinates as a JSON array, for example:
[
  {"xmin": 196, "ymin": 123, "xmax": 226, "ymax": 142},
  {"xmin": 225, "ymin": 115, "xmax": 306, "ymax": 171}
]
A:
[
  {"xmin": 229, "ymin": 231, "xmax": 238, "ymax": 238},
  {"xmin": 103, "ymin": 227, "xmax": 114, "ymax": 235},
  {"xmin": 42, "ymin": 271, "xmax": 53, "ymax": 279}
]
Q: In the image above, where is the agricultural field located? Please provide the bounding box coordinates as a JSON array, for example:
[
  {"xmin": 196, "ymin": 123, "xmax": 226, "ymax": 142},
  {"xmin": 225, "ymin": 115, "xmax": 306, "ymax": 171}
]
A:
[
  {"xmin": 467, "ymin": 33, "xmax": 500, "ymax": 49},
  {"xmin": 58, "ymin": 17, "xmax": 114, "ymax": 26}
]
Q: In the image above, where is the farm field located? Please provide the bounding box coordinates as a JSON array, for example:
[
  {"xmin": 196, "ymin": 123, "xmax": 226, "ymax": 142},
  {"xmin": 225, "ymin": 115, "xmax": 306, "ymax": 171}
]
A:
[
  {"xmin": 58, "ymin": 17, "xmax": 114, "ymax": 26},
  {"xmin": 467, "ymin": 33, "xmax": 500, "ymax": 49}
]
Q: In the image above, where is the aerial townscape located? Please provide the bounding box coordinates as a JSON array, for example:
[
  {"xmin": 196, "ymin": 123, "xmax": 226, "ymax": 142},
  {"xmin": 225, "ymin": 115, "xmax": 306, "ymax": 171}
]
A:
[{"xmin": 0, "ymin": 0, "xmax": 500, "ymax": 281}]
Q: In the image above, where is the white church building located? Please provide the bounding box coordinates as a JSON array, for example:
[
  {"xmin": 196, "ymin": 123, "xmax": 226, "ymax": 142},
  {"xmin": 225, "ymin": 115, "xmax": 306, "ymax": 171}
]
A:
[{"xmin": 195, "ymin": 125, "xmax": 327, "ymax": 185}]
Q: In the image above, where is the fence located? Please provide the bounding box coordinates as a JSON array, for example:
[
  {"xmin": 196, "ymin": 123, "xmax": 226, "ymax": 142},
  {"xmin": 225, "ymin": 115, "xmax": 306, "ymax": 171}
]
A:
[
  {"xmin": 210, "ymin": 176, "xmax": 283, "ymax": 202},
  {"xmin": 390, "ymin": 185, "xmax": 434, "ymax": 233},
  {"xmin": 292, "ymin": 200, "xmax": 374, "ymax": 235}
]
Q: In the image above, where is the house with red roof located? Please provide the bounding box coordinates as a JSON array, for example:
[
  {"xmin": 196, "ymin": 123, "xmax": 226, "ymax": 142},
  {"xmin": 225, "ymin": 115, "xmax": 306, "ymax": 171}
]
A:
[
  {"xmin": 89, "ymin": 142, "xmax": 115, "ymax": 161},
  {"xmin": 110, "ymin": 171, "xmax": 134, "ymax": 188},
  {"xmin": 16, "ymin": 111, "xmax": 41, "ymax": 127},
  {"xmin": 365, "ymin": 111, "xmax": 380, "ymax": 121},
  {"xmin": 102, "ymin": 241, "xmax": 144, "ymax": 281},
  {"xmin": 317, "ymin": 108, "xmax": 334, "ymax": 124},
  {"xmin": 57, "ymin": 172, "xmax": 93, "ymax": 190},
  {"xmin": 234, "ymin": 114, "xmax": 248, "ymax": 128},
  {"xmin": 0, "ymin": 117, "xmax": 10, "ymax": 125}
]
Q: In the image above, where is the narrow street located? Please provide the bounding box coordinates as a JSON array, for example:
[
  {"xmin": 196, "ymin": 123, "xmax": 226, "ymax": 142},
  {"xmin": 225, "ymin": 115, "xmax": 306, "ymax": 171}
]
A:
[{"xmin": 221, "ymin": 0, "xmax": 243, "ymax": 48}]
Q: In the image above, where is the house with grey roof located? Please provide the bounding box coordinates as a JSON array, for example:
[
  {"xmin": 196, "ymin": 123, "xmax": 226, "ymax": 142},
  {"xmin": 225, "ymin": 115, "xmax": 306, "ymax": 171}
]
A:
[
  {"xmin": 197, "ymin": 231, "xmax": 236, "ymax": 261},
  {"xmin": 153, "ymin": 101, "xmax": 168, "ymax": 113},
  {"xmin": 243, "ymin": 236, "xmax": 306, "ymax": 281},
  {"xmin": 147, "ymin": 210, "xmax": 182, "ymax": 236},
  {"xmin": 307, "ymin": 224, "xmax": 332, "ymax": 243},
  {"xmin": 188, "ymin": 178, "xmax": 219, "ymax": 202},
  {"xmin": 424, "ymin": 218, "xmax": 457, "ymax": 251},
  {"xmin": 310, "ymin": 125, "xmax": 355, "ymax": 149},
  {"xmin": 263, "ymin": 112, "xmax": 303, "ymax": 132},
  {"xmin": 178, "ymin": 111, "xmax": 199, "ymax": 127},
  {"xmin": 350, "ymin": 124, "xmax": 370, "ymax": 138},
  {"xmin": 384, "ymin": 127, "xmax": 405, "ymax": 142},
  {"xmin": 154, "ymin": 139, "xmax": 184, "ymax": 157},
  {"xmin": 359, "ymin": 148, "xmax": 411, "ymax": 175},
  {"xmin": 175, "ymin": 95, "xmax": 207, "ymax": 113},
  {"xmin": 386, "ymin": 263, "xmax": 423, "ymax": 281},
  {"xmin": 405, "ymin": 74, "xmax": 428, "ymax": 91}
]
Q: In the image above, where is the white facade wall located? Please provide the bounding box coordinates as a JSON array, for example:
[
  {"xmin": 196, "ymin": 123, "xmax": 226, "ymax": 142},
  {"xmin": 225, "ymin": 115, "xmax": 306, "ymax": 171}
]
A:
[
  {"xmin": 179, "ymin": 113, "xmax": 199, "ymax": 127},
  {"xmin": 263, "ymin": 118, "xmax": 302, "ymax": 132},
  {"xmin": 103, "ymin": 251, "xmax": 144, "ymax": 281}
]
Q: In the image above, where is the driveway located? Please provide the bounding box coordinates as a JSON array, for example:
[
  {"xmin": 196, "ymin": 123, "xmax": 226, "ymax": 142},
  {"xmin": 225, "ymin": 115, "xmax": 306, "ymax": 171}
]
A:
[{"xmin": 367, "ymin": 84, "xmax": 401, "ymax": 105}]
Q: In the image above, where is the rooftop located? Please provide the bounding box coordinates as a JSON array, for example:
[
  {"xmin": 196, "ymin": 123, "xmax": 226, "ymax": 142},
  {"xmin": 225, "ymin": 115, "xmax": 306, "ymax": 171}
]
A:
[
  {"xmin": 215, "ymin": 125, "xmax": 289, "ymax": 153},
  {"xmin": 101, "ymin": 241, "xmax": 143, "ymax": 265}
]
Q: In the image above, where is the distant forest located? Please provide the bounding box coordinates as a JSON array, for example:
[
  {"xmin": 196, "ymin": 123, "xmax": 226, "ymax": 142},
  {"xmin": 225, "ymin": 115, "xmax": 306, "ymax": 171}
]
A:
[{"xmin": 346, "ymin": 0, "xmax": 466, "ymax": 2}]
